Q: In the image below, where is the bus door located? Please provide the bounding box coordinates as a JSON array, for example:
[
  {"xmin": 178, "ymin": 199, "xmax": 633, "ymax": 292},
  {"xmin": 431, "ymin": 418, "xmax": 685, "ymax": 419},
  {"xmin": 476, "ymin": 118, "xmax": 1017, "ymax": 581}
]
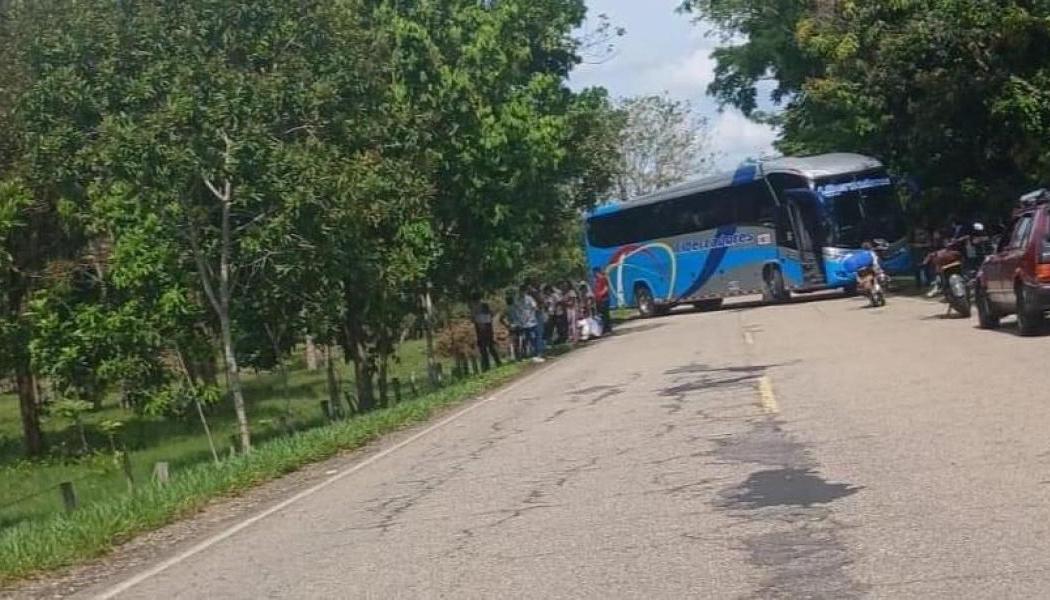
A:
[{"xmin": 783, "ymin": 190, "xmax": 827, "ymax": 287}]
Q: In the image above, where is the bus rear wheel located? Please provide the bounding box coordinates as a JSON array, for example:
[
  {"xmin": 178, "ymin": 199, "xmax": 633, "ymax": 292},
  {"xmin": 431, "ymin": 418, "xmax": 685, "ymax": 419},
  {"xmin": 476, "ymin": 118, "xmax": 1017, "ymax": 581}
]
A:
[{"xmin": 635, "ymin": 285, "xmax": 656, "ymax": 318}]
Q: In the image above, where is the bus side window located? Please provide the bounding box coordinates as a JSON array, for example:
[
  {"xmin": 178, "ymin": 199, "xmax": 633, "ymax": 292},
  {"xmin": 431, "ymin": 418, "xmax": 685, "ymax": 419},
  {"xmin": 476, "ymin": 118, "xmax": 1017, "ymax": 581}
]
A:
[{"xmin": 731, "ymin": 182, "xmax": 777, "ymax": 229}]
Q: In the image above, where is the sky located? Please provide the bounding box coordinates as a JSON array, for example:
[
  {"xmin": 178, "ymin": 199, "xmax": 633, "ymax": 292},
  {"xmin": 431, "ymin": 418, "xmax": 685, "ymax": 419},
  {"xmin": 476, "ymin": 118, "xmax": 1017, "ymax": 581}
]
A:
[{"xmin": 569, "ymin": 0, "xmax": 779, "ymax": 170}]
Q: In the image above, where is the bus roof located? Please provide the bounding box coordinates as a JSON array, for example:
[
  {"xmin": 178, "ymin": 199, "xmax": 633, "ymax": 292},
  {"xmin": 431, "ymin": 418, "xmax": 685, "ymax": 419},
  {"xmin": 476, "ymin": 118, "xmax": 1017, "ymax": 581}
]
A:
[
  {"xmin": 586, "ymin": 153, "xmax": 884, "ymax": 219},
  {"xmin": 761, "ymin": 153, "xmax": 883, "ymax": 179},
  {"xmin": 588, "ymin": 163, "xmax": 762, "ymax": 217}
]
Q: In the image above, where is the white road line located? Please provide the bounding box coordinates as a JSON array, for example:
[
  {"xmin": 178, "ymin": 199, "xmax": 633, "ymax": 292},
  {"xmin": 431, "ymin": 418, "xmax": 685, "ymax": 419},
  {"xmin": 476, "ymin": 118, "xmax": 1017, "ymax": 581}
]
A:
[
  {"xmin": 743, "ymin": 331, "xmax": 755, "ymax": 346},
  {"xmin": 94, "ymin": 363, "xmax": 558, "ymax": 600},
  {"xmin": 758, "ymin": 376, "xmax": 779, "ymax": 414}
]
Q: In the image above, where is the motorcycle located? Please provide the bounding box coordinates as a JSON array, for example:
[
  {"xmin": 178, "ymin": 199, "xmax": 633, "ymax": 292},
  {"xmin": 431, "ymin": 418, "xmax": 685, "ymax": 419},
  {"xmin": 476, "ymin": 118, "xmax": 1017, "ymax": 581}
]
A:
[
  {"xmin": 930, "ymin": 236, "xmax": 981, "ymax": 318},
  {"xmin": 939, "ymin": 257, "xmax": 972, "ymax": 317},
  {"xmin": 850, "ymin": 240, "xmax": 891, "ymax": 308},
  {"xmin": 856, "ymin": 265, "xmax": 887, "ymax": 307}
]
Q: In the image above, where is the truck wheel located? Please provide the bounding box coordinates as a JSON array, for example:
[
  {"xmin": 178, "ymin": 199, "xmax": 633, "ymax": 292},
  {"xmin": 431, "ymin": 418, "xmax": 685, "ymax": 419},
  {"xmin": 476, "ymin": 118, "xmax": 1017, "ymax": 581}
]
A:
[
  {"xmin": 1016, "ymin": 284, "xmax": 1045, "ymax": 336},
  {"xmin": 975, "ymin": 284, "xmax": 1000, "ymax": 330}
]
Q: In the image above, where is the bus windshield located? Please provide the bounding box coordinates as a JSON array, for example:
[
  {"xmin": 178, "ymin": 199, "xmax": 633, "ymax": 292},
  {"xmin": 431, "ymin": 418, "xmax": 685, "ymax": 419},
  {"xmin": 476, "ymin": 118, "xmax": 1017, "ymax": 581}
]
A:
[{"xmin": 818, "ymin": 177, "xmax": 906, "ymax": 248}]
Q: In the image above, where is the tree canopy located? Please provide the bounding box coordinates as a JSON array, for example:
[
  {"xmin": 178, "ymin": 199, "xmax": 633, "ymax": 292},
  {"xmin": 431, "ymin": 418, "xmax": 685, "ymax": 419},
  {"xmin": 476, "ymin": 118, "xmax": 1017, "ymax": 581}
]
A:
[
  {"xmin": 681, "ymin": 0, "xmax": 1050, "ymax": 220},
  {"xmin": 614, "ymin": 94, "xmax": 714, "ymax": 201},
  {"xmin": 0, "ymin": 0, "xmax": 618, "ymax": 456}
]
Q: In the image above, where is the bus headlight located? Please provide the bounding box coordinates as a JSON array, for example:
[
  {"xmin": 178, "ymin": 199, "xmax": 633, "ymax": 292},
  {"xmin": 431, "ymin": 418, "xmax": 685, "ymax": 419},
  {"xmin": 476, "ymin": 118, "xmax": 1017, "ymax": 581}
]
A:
[{"xmin": 822, "ymin": 247, "xmax": 853, "ymax": 260}]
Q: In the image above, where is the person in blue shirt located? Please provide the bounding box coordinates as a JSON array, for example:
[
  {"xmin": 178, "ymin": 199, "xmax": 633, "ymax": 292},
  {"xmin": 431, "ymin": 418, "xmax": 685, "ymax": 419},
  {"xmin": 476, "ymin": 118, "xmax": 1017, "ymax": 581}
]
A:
[
  {"xmin": 843, "ymin": 244, "xmax": 876, "ymax": 275},
  {"xmin": 843, "ymin": 241, "xmax": 885, "ymax": 299}
]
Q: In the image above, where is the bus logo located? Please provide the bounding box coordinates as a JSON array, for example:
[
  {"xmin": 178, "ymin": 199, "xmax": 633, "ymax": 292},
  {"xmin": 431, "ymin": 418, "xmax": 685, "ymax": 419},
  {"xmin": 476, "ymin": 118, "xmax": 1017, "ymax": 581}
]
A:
[{"xmin": 757, "ymin": 233, "xmax": 773, "ymax": 246}]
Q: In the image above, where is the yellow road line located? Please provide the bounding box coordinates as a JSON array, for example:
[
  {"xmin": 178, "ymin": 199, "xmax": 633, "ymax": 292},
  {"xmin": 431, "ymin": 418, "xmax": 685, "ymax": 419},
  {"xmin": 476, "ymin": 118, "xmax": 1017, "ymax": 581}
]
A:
[{"xmin": 758, "ymin": 376, "xmax": 779, "ymax": 414}]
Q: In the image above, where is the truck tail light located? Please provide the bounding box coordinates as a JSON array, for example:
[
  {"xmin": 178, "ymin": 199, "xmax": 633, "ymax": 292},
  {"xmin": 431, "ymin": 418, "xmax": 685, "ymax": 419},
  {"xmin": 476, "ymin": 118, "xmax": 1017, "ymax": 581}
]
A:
[{"xmin": 1037, "ymin": 263, "xmax": 1050, "ymax": 283}]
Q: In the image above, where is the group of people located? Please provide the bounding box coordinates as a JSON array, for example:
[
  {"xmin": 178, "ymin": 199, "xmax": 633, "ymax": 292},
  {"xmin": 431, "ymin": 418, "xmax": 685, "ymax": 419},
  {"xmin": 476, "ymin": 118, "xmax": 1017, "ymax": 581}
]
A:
[{"xmin": 470, "ymin": 268, "xmax": 614, "ymax": 369}]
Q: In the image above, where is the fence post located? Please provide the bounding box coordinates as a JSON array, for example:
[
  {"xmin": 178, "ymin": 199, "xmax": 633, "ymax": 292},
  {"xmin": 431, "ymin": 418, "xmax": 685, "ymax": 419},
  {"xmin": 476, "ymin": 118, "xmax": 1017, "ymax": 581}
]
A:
[
  {"xmin": 121, "ymin": 451, "xmax": 135, "ymax": 492},
  {"xmin": 470, "ymin": 356, "xmax": 480, "ymax": 376},
  {"xmin": 153, "ymin": 462, "xmax": 170, "ymax": 485},
  {"xmin": 409, "ymin": 373, "xmax": 418, "ymax": 397},
  {"xmin": 59, "ymin": 481, "xmax": 78, "ymax": 512},
  {"xmin": 393, "ymin": 378, "xmax": 402, "ymax": 404},
  {"xmin": 435, "ymin": 363, "xmax": 445, "ymax": 385}
]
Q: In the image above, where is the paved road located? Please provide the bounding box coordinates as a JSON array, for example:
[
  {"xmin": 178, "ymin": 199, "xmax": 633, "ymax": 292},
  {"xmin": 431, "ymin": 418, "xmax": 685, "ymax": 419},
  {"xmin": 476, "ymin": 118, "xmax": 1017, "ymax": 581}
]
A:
[{"xmin": 80, "ymin": 293, "xmax": 1050, "ymax": 599}]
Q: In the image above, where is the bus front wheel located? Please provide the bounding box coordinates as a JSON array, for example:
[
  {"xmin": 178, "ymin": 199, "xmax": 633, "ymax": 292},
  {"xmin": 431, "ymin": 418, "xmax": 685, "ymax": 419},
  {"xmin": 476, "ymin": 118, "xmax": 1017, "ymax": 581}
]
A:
[{"xmin": 763, "ymin": 267, "xmax": 788, "ymax": 304}]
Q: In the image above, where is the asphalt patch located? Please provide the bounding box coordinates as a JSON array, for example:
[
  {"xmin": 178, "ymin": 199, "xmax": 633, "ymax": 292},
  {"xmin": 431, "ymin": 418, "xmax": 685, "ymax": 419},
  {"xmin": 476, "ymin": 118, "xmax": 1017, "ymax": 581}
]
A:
[{"xmin": 725, "ymin": 468, "xmax": 861, "ymax": 509}]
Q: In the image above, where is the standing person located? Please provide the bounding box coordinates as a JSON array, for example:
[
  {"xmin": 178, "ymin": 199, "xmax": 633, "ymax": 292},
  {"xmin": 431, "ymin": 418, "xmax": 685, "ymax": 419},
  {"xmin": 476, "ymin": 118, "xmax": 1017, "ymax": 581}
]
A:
[
  {"xmin": 577, "ymin": 281, "xmax": 594, "ymax": 340},
  {"xmin": 562, "ymin": 281, "xmax": 579, "ymax": 343},
  {"xmin": 911, "ymin": 226, "xmax": 932, "ymax": 288},
  {"xmin": 593, "ymin": 267, "xmax": 613, "ymax": 334},
  {"xmin": 471, "ymin": 295, "xmax": 501, "ymax": 371},
  {"xmin": 547, "ymin": 284, "xmax": 567, "ymax": 344},
  {"xmin": 515, "ymin": 285, "xmax": 543, "ymax": 362},
  {"xmin": 500, "ymin": 292, "xmax": 522, "ymax": 360},
  {"xmin": 529, "ymin": 285, "xmax": 549, "ymax": 360}
]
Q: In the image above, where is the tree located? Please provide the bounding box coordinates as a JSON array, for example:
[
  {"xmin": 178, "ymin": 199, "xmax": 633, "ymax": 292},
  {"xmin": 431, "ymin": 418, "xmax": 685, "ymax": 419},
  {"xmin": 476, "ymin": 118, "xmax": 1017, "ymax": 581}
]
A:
[
  {"xmin": 678, "ymin": 0, "xmax": 820, "ymax": 117},
  {"xmin": 11, "ymin": 0, "xmax": 411, "ymax": 450},
  {"xmin": 379, "ymin": 0, "xmax": 620, "ymax": 301},
  {"xmin": 685, "ymin": 0, "xmax": 1050, "ymax": 219},
  {"xmin": 1, "ymin": 0, "xmax": 623, "ymax": 458},
  {"xmin": 614, "ymin": 94, "xmax": 714, "ymax": 200}
]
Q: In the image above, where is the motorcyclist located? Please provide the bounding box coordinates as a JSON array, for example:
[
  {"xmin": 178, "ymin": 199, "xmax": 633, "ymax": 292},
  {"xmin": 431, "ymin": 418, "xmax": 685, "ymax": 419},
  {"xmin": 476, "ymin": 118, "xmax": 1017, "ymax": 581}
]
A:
[
  {"xmin": 844, "ymin": 241, "xmax": 885, "ymax": 298},
  {"xmin": 965, "ymin": 222, "xmax": 992, "ymax": 271}
]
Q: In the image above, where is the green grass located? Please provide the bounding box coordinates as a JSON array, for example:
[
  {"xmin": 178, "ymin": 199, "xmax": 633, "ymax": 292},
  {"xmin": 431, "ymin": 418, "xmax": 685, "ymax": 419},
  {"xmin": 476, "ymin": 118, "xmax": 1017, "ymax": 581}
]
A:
[
  {"xmin": 0, "ymin": 362, "xmax": 523, "ymax": 583},
  {"xmin": 0, "ymin": 341, "xmax": 436, "ymax": 530}
]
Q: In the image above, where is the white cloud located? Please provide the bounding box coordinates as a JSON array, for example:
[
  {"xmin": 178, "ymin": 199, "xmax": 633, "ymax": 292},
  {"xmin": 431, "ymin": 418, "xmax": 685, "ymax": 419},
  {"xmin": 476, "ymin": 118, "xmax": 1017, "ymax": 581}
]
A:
[
  {"xmin": 644, "ymin": 44, "xmax": 717, "ymax": 99},
  {"xmin": 710, "ymin": 111, "xmax": 780, "ymax": 169},
  {"xmin": 571, "ymin": 0, "xmax": 778, "ymax": 171}
]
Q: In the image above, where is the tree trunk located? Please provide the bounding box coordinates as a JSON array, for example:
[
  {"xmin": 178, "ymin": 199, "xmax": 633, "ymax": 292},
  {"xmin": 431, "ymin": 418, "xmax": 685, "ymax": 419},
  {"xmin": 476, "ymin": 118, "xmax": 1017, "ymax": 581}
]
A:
[
  {"xmin": 194, "ymin": 138, "xmax": 251, "ymax": 452},
  {"xmin": 219, "ymin": 316, "xmax": 251, "ymax": 453},
  {"xmin": 264, "ymin": 323, "xmax": 292, "ymax": 414},
  {"xmin": 352, "ymin": 350, "xmax": 376, "ymax": 413},
  {"xmin": 15, "ymin": 362, "xmax": 44, "ymax": 457},
  {"xmin": 76, "ymin": 417, "xmax": 89, "ymax": 455},
  {"xmin": 174, "ymin": 339, "xmax": 220, "ymax": 464},
  {"xmin": 378, "ymin": 359, "xmax": 389, "ymax": 408},
  {"xmin": 305, "ymin": 336, "xmax": 320, "ymax": 371},
  {"xmin": 422, "ymin": 289, "xmax": 437, "ymax": 385},
  {"xmin": 325, "ymin": 346, "xmax": 341, "ymax": 416}
]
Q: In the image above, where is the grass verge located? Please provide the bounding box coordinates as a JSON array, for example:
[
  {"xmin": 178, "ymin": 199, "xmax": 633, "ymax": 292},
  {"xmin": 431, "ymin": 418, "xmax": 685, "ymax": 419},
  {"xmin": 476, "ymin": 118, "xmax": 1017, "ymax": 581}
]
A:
[{"xmin": 0, "ymin": 363, "xmax": 523, "ymax": 584}]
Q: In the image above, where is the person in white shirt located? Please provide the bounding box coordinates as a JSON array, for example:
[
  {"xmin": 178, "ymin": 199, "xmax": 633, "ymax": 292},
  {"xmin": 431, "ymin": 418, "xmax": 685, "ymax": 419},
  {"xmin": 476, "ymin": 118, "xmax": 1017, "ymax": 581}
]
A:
[{"xmin": 515, "ymin": 285, "xmax": 544, "ymax": 362}]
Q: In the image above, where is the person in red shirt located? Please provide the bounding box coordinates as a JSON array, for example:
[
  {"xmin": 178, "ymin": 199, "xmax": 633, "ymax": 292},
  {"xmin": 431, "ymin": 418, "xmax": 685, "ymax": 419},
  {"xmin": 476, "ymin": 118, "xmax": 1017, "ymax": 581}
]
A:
[{"xmin": 592, "ymin": 267, "xmax": 613, "ymax": 334}]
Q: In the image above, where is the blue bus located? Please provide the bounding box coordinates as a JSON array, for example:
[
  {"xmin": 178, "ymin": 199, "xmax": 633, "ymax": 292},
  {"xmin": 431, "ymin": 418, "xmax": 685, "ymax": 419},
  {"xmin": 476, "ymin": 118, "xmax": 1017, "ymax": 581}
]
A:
[{"xmin": 584, "ymin": 153, "xmax": 911, "ymax": 316}]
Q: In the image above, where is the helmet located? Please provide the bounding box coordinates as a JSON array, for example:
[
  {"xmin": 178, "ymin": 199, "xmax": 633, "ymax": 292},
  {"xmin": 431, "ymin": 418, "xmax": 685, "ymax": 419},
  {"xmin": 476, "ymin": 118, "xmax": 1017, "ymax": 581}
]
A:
[{"xmin": 973, "ymin": 222, "xmax": 985, "ymax": 233}]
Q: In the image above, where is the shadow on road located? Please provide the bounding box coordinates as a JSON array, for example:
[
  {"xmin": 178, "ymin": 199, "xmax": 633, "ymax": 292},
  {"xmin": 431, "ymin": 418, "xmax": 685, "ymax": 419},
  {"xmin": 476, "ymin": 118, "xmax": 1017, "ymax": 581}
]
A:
[
  {"xmin": 660, "ymin": 362, "xmax": 794, "ymax": 397},
  {"xmin": 608, "ymin": 322, "xmax": 669, "ymax": 338},
  {"xmin": 917, "ymin": 312, "xmax": 970, "ymax": 321}
]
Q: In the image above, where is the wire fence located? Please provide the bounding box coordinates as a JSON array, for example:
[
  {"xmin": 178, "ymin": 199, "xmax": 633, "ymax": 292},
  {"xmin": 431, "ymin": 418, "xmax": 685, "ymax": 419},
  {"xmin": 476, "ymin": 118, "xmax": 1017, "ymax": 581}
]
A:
[{"xmin": 0, "ymin": 359, "xmax": 480, "ymax": 532}]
